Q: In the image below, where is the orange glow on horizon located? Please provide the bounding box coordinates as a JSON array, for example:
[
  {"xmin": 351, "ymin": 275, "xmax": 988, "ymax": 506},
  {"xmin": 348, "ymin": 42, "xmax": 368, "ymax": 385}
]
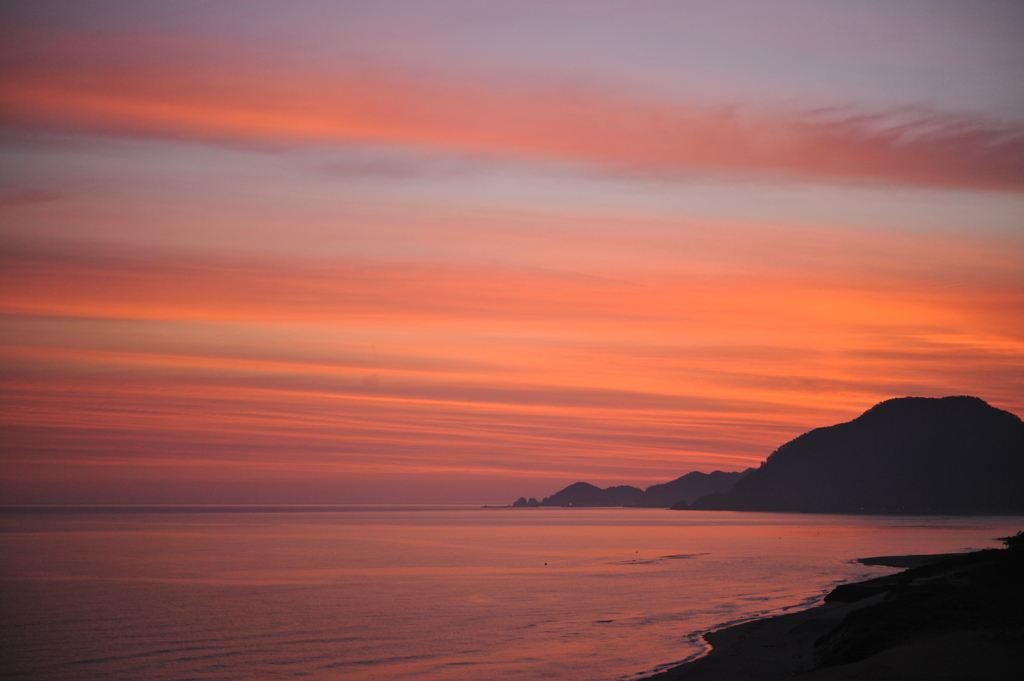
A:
[{"xmin": 3, "ymin": 231, "xmax": 1022, "ymax": 502}]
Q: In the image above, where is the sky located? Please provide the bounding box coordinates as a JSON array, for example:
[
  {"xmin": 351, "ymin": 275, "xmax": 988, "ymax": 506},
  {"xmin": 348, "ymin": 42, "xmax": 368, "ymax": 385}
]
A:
[{"xmin": 1, "ymin": 0, "xmax": 1022, "ymax": 504}]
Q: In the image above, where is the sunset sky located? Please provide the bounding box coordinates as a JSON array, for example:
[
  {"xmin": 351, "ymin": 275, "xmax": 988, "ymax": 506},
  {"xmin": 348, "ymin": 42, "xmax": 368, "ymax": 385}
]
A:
[{"xmin": 2, "ymin": 1, "xmax": 1023, "ymax": 504}]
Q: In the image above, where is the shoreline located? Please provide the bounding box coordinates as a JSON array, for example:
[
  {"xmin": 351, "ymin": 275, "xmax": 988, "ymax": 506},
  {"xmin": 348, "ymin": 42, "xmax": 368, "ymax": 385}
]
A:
[
  {"xmin": 639, "ymin": 583, "xmax": 884, "ymax": 680},
  {"xmin": 636, "ymin": 588, "xmax": 840, "ymax": 678},
  {"xmin": 642, "ymin": 547, "xmax": 1023, "ymax": 680}
]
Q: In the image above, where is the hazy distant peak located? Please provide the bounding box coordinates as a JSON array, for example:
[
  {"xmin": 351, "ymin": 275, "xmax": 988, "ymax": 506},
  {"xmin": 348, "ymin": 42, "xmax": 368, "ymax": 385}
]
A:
[{"xmin": 514, "ymin": 470, "xmax": 747, "ymax": 508}]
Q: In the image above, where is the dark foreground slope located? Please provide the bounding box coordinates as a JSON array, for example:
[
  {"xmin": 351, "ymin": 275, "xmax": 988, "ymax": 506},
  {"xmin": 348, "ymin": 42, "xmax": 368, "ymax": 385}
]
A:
[
  {"xmin": 688, "ymin": 396, "xmax": 1024, "ymax": 514},
  {"xmin": 647, "ymin": 533, "xmax": 1024, "ymax": 680},
  {"xmin": 813, "ymin": 538, "xmax": 1024, "ymax": 671}
]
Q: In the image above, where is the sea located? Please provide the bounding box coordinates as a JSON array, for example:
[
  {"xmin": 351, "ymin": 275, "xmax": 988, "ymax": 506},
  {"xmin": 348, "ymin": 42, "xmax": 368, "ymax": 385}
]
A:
[{"xmin": 2, "ymin": 507, "xmax": 1021, "ymax": 681}]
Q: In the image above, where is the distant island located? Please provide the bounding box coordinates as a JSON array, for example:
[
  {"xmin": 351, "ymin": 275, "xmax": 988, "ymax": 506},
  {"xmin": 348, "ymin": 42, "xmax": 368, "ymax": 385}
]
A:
[
  {"xmin": 511, "ymin": 470, "xmax": 749, "ymax": 508},
  {"xmin": 682, "ymin": 395, "xmax": 1024, "ymax": 514}
]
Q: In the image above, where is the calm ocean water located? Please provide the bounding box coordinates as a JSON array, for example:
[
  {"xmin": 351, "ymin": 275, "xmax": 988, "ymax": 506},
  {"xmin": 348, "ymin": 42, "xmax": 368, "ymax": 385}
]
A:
[{"xmin": 2, "ymin": 507, "xmax": 1021, "ymax": 681}]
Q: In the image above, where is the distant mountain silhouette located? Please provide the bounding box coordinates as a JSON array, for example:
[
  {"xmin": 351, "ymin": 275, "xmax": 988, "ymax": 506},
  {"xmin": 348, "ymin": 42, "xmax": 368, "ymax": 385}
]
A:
[
  {"xmin": 684, "ymin": 396, "xmax": 1024, "ymax": 514},
  {"xmin": 643, "ymin": 470, "xmax": 751, "ymax": 507},
  {"xmin": 539, "ymin": 482, "xmax": 647, "ymax": 507},
  {"xmin": 512, "ymin": 470, "xmax": 748, "ymax": 508}
]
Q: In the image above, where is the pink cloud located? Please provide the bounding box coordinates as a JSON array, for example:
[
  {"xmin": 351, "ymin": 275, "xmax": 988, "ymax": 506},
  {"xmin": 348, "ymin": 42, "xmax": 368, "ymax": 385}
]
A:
[{"xmin": 2, "ymin": 29, "xmax": 1022, "ymax": 191}]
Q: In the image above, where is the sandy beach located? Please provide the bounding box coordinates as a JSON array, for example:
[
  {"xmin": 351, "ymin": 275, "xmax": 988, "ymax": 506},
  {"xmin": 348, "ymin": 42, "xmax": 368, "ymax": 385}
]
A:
[{"xmin": 645, "ymin": 544, "xmax": 1023, "ymax": 680}]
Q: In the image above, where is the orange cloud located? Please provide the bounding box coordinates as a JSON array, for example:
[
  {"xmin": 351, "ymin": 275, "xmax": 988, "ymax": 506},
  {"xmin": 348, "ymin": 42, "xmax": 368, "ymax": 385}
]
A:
[
  {"xmin": 2, "ymin": 233, "xmax": 1022, "ymax": 348},
  {"xmin": 2, "ymin": 29, "xmax": 1022, "ymax": 191},
  {"xmin": 2, "ymin": 229, "xmax": 1022, "ymax": 503}
]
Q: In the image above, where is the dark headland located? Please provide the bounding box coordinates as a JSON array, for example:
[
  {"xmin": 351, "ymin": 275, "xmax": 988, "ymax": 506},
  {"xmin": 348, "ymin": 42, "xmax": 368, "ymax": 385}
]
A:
[
  {"xmin": 511, "ymin": 396, "xmax": 1023, "ymax": 514},
  {"xmin": 682, "ymin": 396, "xmax": 1024, "ymax": 514},
  {"xmin": 643, "ymin": 532, "xmax": 1024, "ymax": 680}
]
